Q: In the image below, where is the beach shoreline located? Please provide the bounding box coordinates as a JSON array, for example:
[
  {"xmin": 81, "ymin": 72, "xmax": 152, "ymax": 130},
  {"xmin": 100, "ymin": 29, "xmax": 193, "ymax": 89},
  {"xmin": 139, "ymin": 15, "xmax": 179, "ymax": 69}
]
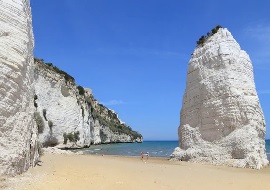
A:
[{"xmin": 2, "ymin": 152, "xmax": 270, "ymax": 190}]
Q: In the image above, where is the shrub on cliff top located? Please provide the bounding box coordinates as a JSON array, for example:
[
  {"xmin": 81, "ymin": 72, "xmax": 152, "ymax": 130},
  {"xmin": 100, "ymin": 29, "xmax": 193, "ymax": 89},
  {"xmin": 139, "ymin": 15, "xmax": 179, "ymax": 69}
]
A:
[
  {"xmin": 196, "ymin": 35, "xmax": 206, "ymax": 46},
  {"xmin": 34, "ymin": 58, "xmax": 44, "ymax": 63},
  {"xmin": 211, "ymin": 25, "xmax": 222, "ymax": 34},
  {"xmin": 196, "ymin": 25, "xmax": 223, "ymax": 46},
  {"xmin": 77, "ymin": 85, "xmax": 85, "ymax": 95},
  {"xmin": 51, "ymin": 65, "xmax": 75, "ymax": 82},
  {"xmin": 34, "ymin": 58, "xmax": 75, "ymax": 83}
]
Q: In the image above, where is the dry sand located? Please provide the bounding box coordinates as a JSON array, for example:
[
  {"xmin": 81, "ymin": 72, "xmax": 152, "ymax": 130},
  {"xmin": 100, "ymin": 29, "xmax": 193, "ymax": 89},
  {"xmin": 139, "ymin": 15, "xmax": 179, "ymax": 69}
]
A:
[{"xmin": 2, "ymin": 153, "xmax": 270, "ymax": 190}]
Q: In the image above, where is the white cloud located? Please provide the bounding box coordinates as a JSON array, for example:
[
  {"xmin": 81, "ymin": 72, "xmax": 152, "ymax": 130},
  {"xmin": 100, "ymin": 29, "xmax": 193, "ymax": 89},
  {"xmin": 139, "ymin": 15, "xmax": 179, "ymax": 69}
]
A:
[{"xmin": 100, "ymin": 100, "xmax": 125, "ymax": 106}]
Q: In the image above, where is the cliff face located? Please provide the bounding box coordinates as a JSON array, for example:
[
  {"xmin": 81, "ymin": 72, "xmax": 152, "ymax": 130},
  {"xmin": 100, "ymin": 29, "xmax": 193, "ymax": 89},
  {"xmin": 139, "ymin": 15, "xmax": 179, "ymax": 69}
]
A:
[
  {"xmin": 171, "ymin": 28, "xmax": 268, "ymax": 169},
  {"xmin": 0, "ymin": 0, "xmax": 140, "ymax": 176},
  {"xmin": 33, "ymin": 60, "xmax": 142, "ymax": 148},
  {"xmin": 0, "ymin": 0, "xmax": 39, "ymax": 175}
]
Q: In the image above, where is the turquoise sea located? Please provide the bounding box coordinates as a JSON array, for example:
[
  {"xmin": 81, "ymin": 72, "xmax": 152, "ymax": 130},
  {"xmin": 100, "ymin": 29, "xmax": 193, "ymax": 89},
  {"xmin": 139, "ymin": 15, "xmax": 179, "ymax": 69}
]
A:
[
  {"xmin": 77, "ymin": 140, "xmax": 270, "ymax": 161},
  {"xmin": 266, "ymin": 139, "xmax": 270, "ymax": 161}
]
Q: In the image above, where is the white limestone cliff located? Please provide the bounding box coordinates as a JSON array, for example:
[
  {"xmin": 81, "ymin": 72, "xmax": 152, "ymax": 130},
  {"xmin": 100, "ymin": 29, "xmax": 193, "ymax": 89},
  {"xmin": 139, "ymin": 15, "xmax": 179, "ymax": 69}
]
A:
[
  {"xmin": 33, "ymin": 60, "xmax": 142, "ymax": 148},
  {"xmin": 0, "ymin": 0, "xmax": 141, "ymax": 177},
  {"xmin": 171, "ymin": 28, "xmax": 268, "ymax": 169},
  {"xmin": 0, "ymin": 0, "xmax": 39, "ymax": 175}
]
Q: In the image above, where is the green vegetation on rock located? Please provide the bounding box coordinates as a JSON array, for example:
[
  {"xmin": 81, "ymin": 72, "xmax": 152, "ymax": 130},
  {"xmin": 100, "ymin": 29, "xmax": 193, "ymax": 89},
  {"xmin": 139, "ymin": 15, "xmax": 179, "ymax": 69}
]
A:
[
  {"xmin": 91, "ymin": 104, "xmax": 142, "ymax": 140},
  {"xmin": 44, "ymin": 136, "xmax": 58, "ymax": 147},
  {"xmin": 34, "ymin": 112, "xmax": 44, "ymax": 134},
  {"xmin": 77, "ymin": 85, "xmax": 85, "ymax": 95},
  {"xmin": 34, "ymin": 94, "xmax": 38, "ymax": 108},
  {"xmin": 63, "ymin": 131, "xmax": 80, "ymax": 144},
  {"xmin": 48, "ymin": 120, "xmax": 53, "ymax": 129},
  {"xmin": 196, "ymin": 25, "xmax": 222, "ymax": 46},
  {"xmin": 34, "ymin": 57, "xmax": 143, "ymax": 143},
  {"xmin": 34, "ymin": 58, "xmax": 75, "ymax": 83}
]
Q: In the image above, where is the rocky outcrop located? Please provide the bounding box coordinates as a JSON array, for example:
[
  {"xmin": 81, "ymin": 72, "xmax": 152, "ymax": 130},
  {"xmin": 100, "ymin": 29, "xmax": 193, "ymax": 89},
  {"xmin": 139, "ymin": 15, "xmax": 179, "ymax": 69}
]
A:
[
  {"xmin": 171, "ymin": 27, "xmax": 268, "ymax": 169},
  {"xmin": 33, "ymin": 59, "xmax": 142, "ymax": 148},
  {"xmin": 0, "ymin": 0, "xmax": 39, "ymax": 175}
]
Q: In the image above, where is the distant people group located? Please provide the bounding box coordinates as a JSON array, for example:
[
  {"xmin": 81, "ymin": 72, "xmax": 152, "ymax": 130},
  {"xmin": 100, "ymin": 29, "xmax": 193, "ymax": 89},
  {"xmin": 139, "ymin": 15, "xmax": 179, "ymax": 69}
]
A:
[{"xmin": 140, "ymin": 151, "xmax": 149, "ymax": 161}]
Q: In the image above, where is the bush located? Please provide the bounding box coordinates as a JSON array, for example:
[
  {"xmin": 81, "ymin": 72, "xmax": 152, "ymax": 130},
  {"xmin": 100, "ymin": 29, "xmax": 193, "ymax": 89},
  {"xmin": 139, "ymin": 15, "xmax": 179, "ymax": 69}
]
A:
[
  {"xmin": 34, "ymin": 94, "xmax": 38, "ymax": 108},
  {"xmin": 196, "ymin": 35, "xmax": 206, "ymax": 46},
  {"xmin": 74, "ymin": 131, "xmax": 80, "ymax": 142},
  {"xmin": 212, "ymin": 25, "xmax": 222, "ymax": 34},
  {"xmin": 48, "ymin": 120, "xmax": 53, "ymax": 129},
  {"xmin": 43, "ymin": 136, "xmax": 58, "ymax": 147},
  {"xmin": 34, "ymin": 58, "xmax": 44, "ymax": 63},
  {"xmin": 77, "ymin": 85, "xmax": 85, "ymax": 95},
  {"xmin": 34, "ymin": 112, "xmax": 44, "ymax": 134},
  {"xmin": 197, "ymin": 25, "xmax": 223, "ymax": 46},
  {"xmin": 51, "ymin": 65, "xmax": 74, "ymax": 82},
  {"xmin": 63, "ymin": 131, "xmax": 80, "ymax": 144}
]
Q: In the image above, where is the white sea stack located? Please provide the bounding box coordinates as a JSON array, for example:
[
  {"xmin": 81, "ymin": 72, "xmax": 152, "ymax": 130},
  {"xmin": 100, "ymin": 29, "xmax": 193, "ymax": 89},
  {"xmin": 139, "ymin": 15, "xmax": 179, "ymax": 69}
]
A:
[
  {"xmin": 171, "ymin": 28, "xmax": 268, "ymax": 169},
  {"xmin": 0, "ymin": 0, "xmax": 39, "ymax": 175}
]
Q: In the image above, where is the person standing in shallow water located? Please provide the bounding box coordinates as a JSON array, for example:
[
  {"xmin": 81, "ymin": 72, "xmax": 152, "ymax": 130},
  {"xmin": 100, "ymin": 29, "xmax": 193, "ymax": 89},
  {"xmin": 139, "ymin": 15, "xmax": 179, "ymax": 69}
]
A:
[
  {"xmin": 141, "ymin": 152, "xmax": 144, "ymax": 160},
  {"xmin": 146, "ymin": 152, "xmax": 149, "ymax": 160}
]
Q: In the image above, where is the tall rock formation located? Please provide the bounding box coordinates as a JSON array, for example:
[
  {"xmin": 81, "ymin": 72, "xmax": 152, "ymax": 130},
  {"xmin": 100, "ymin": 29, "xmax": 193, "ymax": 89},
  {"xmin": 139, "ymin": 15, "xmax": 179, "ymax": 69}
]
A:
[
  {"xmin": 171, "ymin": 27, "xmax": 268, "ymax": 169},
  {"xmin": 33, "ymin": 59, "xmax": 143, "ymax": 148},
  {"xmin": 0, "ymin": 0, "xmax": 142, "ymax": 176},
  {"xmin": 0, "ymin": 0, "xmax": 39, "ymax": 175}
]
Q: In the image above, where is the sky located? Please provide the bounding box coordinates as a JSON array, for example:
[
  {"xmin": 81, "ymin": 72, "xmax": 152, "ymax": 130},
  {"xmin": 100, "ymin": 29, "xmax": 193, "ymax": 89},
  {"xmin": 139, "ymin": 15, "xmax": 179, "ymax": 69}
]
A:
[{"xmin": 30, "ymin": 0, "xmax": 270, "ymax": 140}]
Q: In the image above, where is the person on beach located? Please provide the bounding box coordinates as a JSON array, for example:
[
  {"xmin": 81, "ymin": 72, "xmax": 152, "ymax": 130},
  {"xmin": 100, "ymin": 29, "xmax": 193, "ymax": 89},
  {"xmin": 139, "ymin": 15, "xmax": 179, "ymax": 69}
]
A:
[
  {"xmin": 141, "ymin": 152, "xmax": 144, "ymax": 160},
  {"xmin": 146, "ymin": 152, "xmax": 149, "ymax": 160}
]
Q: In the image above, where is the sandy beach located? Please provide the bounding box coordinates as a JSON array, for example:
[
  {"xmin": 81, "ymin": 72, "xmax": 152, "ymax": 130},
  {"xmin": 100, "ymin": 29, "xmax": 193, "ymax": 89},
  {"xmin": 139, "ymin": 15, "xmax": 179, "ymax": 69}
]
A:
[{"xmin": 1, "ymin": 152, "xmax": 270, "ymax": 190}]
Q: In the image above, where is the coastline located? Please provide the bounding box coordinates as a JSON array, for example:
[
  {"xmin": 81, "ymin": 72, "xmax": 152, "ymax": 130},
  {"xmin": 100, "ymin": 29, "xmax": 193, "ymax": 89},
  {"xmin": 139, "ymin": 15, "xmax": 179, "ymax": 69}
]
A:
[{"xmin": 2, "ymin": 152, "xmax": 270, "ymax": 190}]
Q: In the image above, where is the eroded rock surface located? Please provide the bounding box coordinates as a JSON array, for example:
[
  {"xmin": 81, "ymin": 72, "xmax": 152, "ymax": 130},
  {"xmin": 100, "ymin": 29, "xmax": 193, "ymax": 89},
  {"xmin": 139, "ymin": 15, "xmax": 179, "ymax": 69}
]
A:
[
  {"xmin": 171, "ymin": 28, "xmax": 268, "ymax": 169},
  {"xmin": 33, "ymin": 60, "xmax": 143, "ymax": 148},
  {"xmin": 0, "ymin": 0, "xmax": 39, "ymax": 175}
]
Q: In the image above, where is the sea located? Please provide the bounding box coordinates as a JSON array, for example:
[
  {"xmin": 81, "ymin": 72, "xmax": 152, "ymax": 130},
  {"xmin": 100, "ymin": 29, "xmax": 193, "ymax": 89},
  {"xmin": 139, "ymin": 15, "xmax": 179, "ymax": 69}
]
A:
[{"xmin": 75, "ymin": 140, "xmax": 270, "ymax": 161}]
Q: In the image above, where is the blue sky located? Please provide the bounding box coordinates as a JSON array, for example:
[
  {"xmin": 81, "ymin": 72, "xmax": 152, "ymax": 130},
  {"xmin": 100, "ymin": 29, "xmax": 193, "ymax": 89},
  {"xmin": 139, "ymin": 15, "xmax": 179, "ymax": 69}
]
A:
[{"xmin": 30, "ymin": 0, "xmax": 270, "ymax": 140}]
